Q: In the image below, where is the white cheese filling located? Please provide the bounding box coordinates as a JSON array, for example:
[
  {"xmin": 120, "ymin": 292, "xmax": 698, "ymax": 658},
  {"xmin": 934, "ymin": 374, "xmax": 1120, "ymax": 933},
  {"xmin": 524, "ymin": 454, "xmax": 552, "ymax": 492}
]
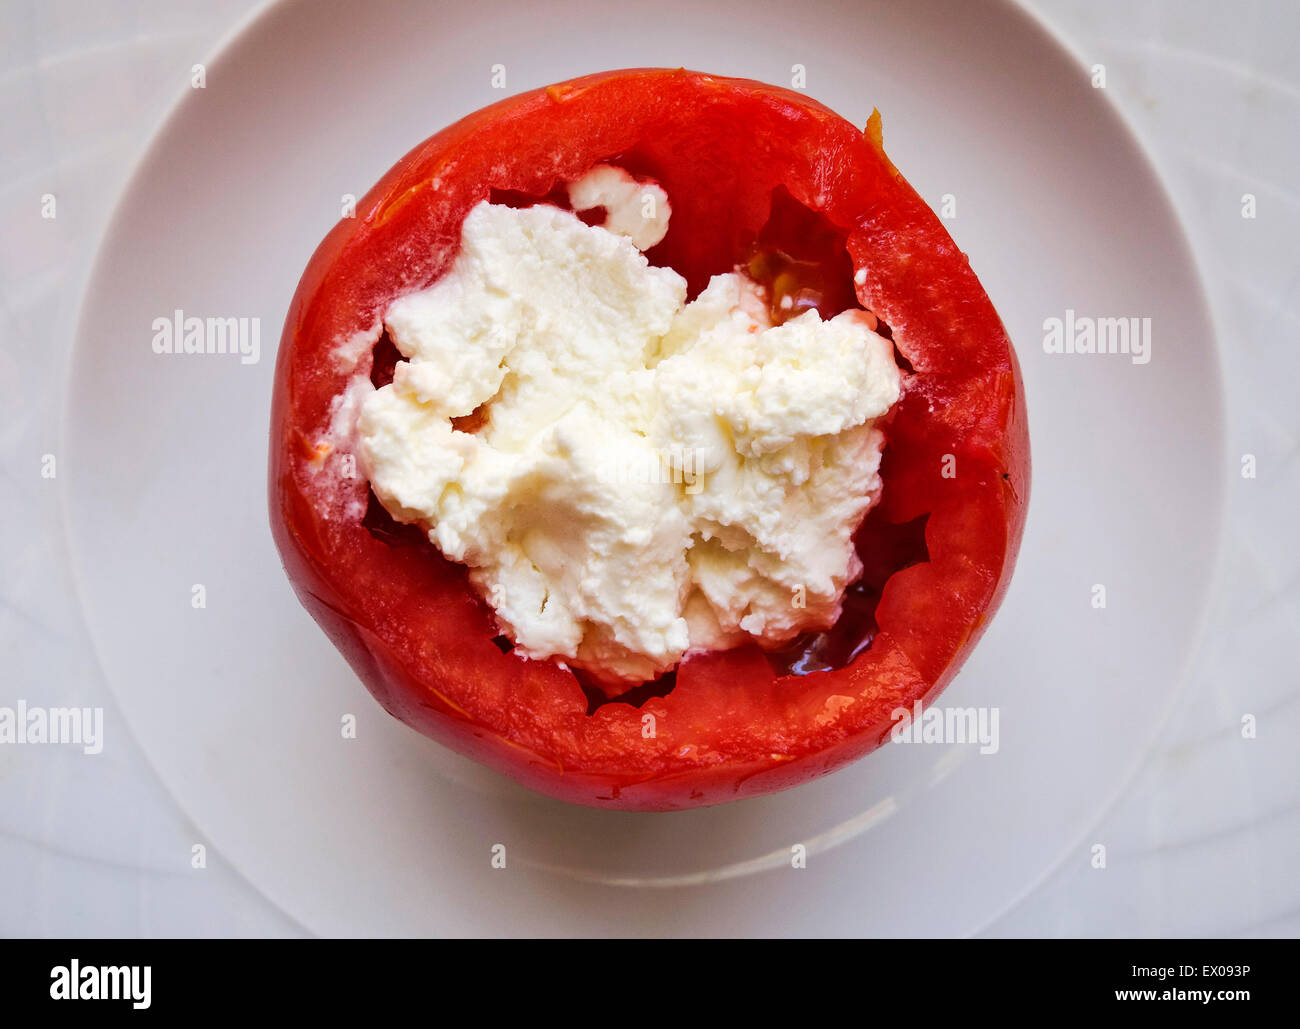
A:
[{"xmin": 358, "ymin": 168, "xmax": 901, "ymax": 686}]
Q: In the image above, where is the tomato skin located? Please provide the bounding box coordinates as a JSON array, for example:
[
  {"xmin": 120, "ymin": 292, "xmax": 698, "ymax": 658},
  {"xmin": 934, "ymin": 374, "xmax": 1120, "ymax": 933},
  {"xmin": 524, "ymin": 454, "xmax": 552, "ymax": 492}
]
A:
[{"xmin": 269, "ymin": 68, "xmax": 1030, "ymax": 811}]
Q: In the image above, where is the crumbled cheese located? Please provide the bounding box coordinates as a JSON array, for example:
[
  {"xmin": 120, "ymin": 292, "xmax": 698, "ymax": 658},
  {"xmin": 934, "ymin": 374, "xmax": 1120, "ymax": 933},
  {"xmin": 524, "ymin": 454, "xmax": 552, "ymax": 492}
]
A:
[
  {"xmin": 358, "ymin": 191, "xmax": 900, "ymax": 685},
  {"xmin": 568, "ymin": 165, "xmax": 670, "ymax": 251}
]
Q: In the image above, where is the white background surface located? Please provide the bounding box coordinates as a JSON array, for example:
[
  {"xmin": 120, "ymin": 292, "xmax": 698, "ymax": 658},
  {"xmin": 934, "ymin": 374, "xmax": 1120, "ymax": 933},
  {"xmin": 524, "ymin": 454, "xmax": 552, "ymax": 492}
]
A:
[{"xmin": 1, "ymin": 0, "xmax": 1296, "ymax": 937}]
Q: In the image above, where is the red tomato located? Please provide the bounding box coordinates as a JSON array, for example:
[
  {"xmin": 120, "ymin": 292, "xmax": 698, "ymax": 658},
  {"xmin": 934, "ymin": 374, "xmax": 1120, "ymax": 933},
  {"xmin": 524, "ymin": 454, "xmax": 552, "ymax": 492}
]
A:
[{"xmin": 269, "ymin": 69, "xmax": 1030, "ymax": 810}]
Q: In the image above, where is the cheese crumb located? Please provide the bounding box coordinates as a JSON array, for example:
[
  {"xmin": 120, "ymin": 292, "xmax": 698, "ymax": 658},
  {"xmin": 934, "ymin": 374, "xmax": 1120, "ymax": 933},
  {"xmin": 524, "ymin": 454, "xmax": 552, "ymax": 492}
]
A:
[{"xmin": 568, "ymin": 165, "xmax": 670, "ymax": 251}]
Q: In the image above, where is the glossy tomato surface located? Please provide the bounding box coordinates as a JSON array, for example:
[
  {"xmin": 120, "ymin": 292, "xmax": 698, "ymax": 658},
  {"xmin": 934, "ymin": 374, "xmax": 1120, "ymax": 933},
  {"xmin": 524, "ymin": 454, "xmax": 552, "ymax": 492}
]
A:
[{"xmin": 270, "ymin": 69, "xmax": 1030, "ymax": 810}]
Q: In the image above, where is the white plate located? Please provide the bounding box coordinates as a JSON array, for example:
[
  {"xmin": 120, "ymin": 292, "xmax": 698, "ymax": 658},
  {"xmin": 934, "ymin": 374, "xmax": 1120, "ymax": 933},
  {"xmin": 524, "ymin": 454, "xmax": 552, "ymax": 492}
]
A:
[{"xmin": 63, "ymin": 0, "xmax": 1224, "ymax": 935}]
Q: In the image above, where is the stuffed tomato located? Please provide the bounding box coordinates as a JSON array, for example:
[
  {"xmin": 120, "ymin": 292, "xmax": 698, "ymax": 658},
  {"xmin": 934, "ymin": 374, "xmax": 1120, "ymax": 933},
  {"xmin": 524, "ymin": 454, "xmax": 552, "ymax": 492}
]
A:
[{"xmin": 269, "ymin": 68, "xmax": 1029, "ymax": 811}]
